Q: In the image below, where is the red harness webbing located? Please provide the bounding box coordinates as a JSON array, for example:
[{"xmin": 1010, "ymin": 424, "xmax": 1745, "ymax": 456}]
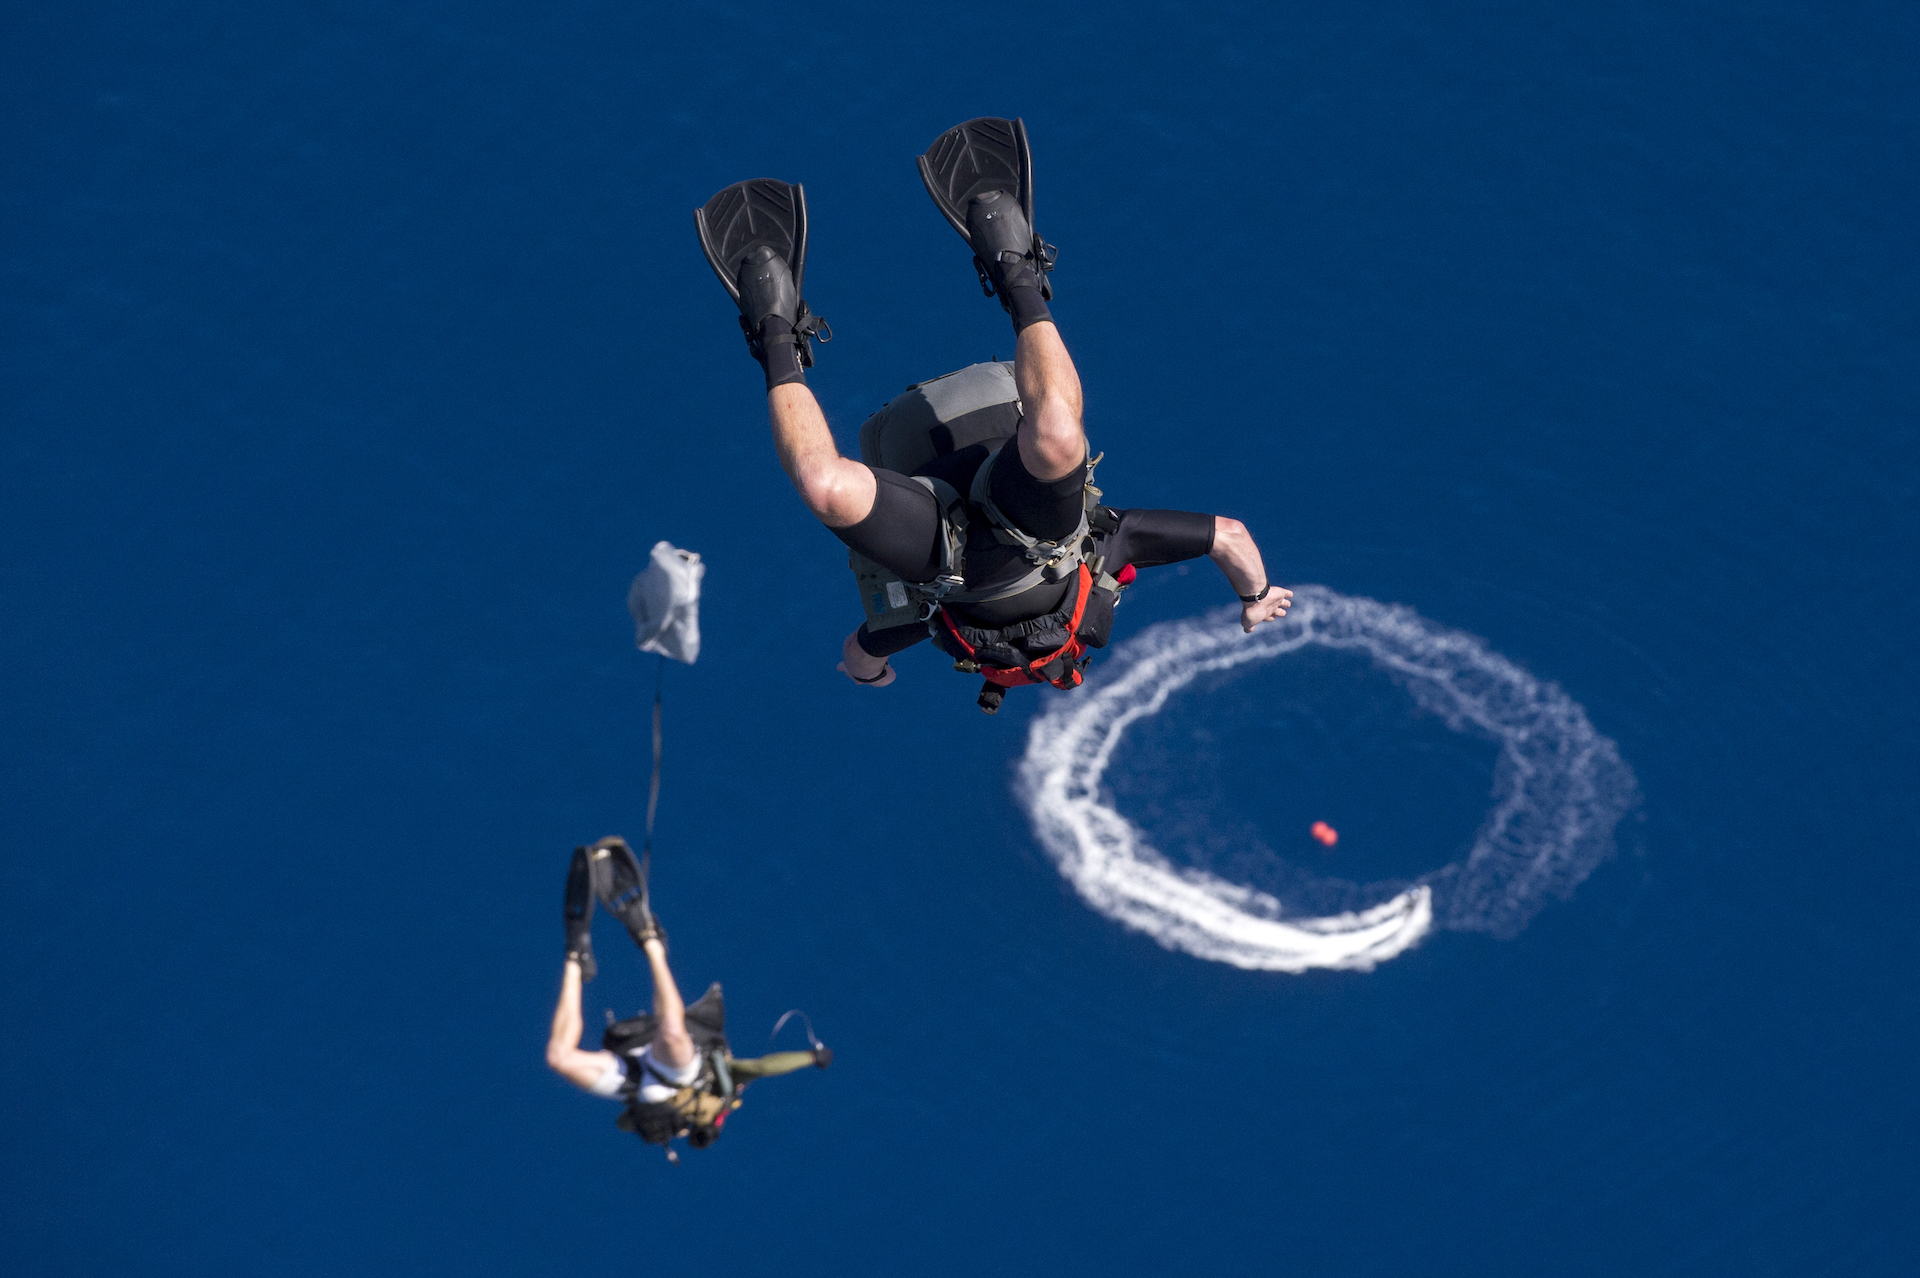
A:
[{"xmin": 938, "ymin": 563, "xmax": 1094, "ymax": 691}]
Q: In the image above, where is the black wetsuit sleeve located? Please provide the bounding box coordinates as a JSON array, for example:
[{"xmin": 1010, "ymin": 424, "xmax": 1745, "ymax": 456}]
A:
[
  {"xmin": 1101, "ymin": 508, "xmax": 1216, "ymax": 569},
  {"xmin": 857, "ymin": 620, "xmax": 932, "ymax": 659}
]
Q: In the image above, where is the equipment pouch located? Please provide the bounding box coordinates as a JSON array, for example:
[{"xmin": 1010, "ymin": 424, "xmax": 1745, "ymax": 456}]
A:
[
  {"xmin": 850, "ymin": 552, "xmax": 923, "ymax": 630},
  {"xmin": 1076, "ymin": 585, "xmax": 1120, "ymax": 650}
]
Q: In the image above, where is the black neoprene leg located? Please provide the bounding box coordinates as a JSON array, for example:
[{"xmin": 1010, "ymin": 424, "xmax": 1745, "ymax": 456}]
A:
[
  {"xmin": 829, "ymin": 467, "xmax": 945, "ymax": 583},
  {"xmin": 986, "ymin": 435, "xmax": 1088, "ymax": 542}
]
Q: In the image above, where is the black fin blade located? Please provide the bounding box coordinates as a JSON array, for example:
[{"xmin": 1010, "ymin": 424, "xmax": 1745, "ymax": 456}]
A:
[
  {"xmin": 564, "ymin": 846, "xmax": 595, "ymax": 925},
  {"xmin": 694, "ymin": 179, "xmax": 809, "ymax": 305},
  {"xmin": 917, "ymin": 117, "xmax": 1034, "ymax": 243},
  {"xmin": 592, "ymin": 837, "xmax": 647, "ymax": 920}
]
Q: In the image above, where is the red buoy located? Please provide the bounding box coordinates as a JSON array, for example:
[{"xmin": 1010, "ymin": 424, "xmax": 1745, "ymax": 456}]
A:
[{"xmin": 1310, "ymin": 821, "xmax": 1338, "ymax": 847}]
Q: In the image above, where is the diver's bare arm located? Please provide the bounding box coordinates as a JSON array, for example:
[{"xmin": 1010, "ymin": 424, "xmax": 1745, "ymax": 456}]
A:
[
  {"xmin": 768, "ymin": 383, "xmax": 875, "ymax": 528},
  {"xmin": 1012, "ymin": 321, "xmax": 1086, "ymax": 481},
  {"xmin": 838, "ymin": 629, "xmax": 896, "ymax": 687},
  {"xmin": 729, "ymin": 1051, "xmax": 824, "ymax": 1080},
  {"xmin": 1209, "ymin": 517, "xmax": 1293, "ymax": 633},
  {"xmin": 545, "ymin": 958, "xmax": 620, "ymax": 1088}
]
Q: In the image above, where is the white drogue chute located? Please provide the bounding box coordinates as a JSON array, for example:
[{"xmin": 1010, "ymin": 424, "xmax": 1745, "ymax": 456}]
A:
[{"xmin": 627, "ymin": 541, "xmax": 704, "ymax": 665}]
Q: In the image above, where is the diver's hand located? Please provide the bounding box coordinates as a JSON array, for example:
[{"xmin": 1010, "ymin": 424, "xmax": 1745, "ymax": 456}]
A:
[
  {"xmin": 838, "ymin": 630, "xmax": 896, "ymax": 687},
  {"xmin": 1209, "ymin": 517, "xmax": 1291, "ymax": 632},
  {"xmin": 1240, "ymin": 585, "xmax": 1293, "ymax": 633}
]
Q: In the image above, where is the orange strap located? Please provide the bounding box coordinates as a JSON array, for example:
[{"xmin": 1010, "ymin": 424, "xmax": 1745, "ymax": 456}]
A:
[{"xmin": 942, "ymin": 563, "xmax": 1093, "ymax": 690}]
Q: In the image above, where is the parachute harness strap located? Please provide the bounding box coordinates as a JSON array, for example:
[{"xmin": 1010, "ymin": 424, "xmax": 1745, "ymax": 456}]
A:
[
  {"xmin": 967, "ymin": 444, "xmax": 1090, "ymax": 578},
  {"xmin": 907, "ymin": 475, "xmax": 970, "ymax": 607}
]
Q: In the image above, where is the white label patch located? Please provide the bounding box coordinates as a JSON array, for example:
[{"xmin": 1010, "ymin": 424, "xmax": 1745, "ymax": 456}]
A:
[{"xmin": 885, "ymin": 581, "xmax": 909, "ymax": 611}]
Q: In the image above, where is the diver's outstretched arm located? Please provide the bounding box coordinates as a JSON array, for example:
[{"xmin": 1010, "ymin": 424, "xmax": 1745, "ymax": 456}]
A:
[
  {"xmin": 1209, "ymin": 517, "xmax": 1294, "ymax": 633},
  {"xmin": 769, "ymin": 383, "xmax": 876, "ymax": 529},
  {"xmin": 1011, "ymin": 321, "xmax": 1086, "ymax": 482},
  {"xmin": 729, "ymin": 1050, "xmax": 828, "ymax": 1081},
  {"xmin": 640, "ymin": 936, "xmax": 698, "ymax": 1071},
  {"xmin": 546, "ymin": 959, "xmax": 621, "ymax": 1089}
]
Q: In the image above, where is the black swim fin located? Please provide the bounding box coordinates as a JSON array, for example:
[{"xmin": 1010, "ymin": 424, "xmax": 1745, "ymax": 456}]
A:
[
  {"xmin": 695, "ymin": 179, "xmax": 830, "ymax": 367},
  {"xmin": 590, "ymin": 836, "xmax": 666, "ymax": 951},
  {"xmin": 564, "ymin": 846, "xmax": 597, "ymax": 982},
  {"xmin": 917, "ymin": 117, "xmax": 1057, "ymax": 306}
]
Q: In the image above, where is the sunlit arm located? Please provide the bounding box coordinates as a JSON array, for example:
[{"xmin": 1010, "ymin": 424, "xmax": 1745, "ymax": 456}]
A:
[{"xmin": 1209, "ymin": 516, "xmax": 1294, "ymax": 633}]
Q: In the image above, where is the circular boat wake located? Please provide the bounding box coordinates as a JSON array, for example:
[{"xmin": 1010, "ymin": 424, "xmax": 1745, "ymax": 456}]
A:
[{"xmin": 1015, "ymin": 587, "xmax": 1638, "ymax": 972}]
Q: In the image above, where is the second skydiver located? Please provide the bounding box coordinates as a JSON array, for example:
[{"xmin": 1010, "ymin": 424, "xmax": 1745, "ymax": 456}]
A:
[{"xmin": 546, "ymin": 837, "xmax": 830, "ymax": 1161}]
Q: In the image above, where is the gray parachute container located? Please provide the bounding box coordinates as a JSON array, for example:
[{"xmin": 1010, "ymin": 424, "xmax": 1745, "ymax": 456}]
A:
[{"xmin": 627, "ymin": 541, "xmax": 704, "ymax": 664}]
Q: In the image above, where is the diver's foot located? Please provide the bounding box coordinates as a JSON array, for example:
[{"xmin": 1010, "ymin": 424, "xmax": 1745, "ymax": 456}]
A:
[
  {"xmin": 917, "ymin": 117, "xmax": 1056, "ymax": 327},
  {"xmin": 964, "ymin": 191, "xmax": 1053, "ymax": 330},
  {"xmin": 737, "ymin": 245, "xmax": 797, "ymax": 332},
  {"xmin": 591, "ymin": 836, "xmax": 666, "ymax": 951},
  {"xmin": 564, "ymin": 846, "xmax": 598, "ymax": 982},
  {"xmin": 734, "ymin": 247, "xmax": 805, "ymax": 390},
  {"xmin": 695, "ymin": 179, "xmax": 829, "ymax": 388},
  {"xmin": 633, "ymin": 917, "xmax": 669, "ymax": 953},
  {"xmin": 737, "ymin": 247, "xmax": 830, "ymax": 391}
]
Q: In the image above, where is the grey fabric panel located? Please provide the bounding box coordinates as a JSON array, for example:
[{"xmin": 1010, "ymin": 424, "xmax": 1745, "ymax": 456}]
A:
[
  {"xmin": 851, "ymin": 551, "xmax": 923, "ymax": 628},
  {"xmin": 916, "ymin": 360, "xmax": 1018, "ymax": 421},
  {"xmin": 858, "ymin": 362, "xmax": 1021, "ymax": 472}
]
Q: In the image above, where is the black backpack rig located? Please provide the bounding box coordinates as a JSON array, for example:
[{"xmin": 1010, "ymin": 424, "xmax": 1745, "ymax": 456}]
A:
[
  {"xmin": 850, "ymin": 361, "xmax": 1132, "ymax": 714},
  {"xmin": 601, "ymin": 982, "xmax": 738, "ymax": 1162}
]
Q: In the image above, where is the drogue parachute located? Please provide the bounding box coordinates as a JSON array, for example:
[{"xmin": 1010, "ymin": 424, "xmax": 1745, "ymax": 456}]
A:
[{"xmin": 628, "ymin": 541, "xmax": 704, "ymax": 664}]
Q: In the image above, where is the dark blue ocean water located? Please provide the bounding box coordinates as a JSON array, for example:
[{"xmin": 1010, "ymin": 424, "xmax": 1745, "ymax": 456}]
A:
[{"xmin": 5, "ymin": 3, "xmax": 1916, "ymax": 1273}]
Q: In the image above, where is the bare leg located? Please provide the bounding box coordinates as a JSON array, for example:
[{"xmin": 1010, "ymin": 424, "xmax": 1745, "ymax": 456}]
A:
[
  {"xmin": 768, "ymin": 383, "xmax": 876, "ymax": 528},
  {"xmin": 641, "ymin": 937, "xmax": 697, "ymax": 1070},
  {"xmin": 545, "ymin": 959, "xmax": 620, "ymax": 1089},
  {"xmin": 1011, "ymin": 321, "xmax": 1086, "ymax": 481}
]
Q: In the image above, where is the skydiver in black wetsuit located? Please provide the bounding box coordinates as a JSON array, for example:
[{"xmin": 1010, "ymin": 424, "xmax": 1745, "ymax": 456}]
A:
[{"xmin": 697, "ymin": 118, "xmax": 1292, "ymax": 714}]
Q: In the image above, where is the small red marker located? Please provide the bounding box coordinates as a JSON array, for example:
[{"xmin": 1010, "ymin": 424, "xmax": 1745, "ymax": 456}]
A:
[{"xmin": 1310, "ymin": 821, "xmax": 1339, "ymax": 847}]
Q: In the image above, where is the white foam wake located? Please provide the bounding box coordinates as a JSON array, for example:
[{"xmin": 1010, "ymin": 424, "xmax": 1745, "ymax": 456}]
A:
[{"xmin": 1015, "ymin": 587, "xmax": 1636, "ymax": 972}]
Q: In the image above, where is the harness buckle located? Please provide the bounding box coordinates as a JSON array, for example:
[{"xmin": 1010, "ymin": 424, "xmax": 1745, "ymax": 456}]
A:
[{"xmin": 914, "ymin": 572, "xmax": 964, "ymax": 621}]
